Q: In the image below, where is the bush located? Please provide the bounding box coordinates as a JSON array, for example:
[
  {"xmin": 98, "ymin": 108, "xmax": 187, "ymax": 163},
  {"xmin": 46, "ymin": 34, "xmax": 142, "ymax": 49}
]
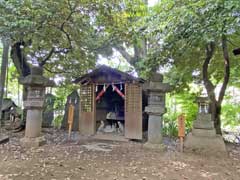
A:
[{"xmin": 163, "ymin": 91, "xmax": 198, "ymax": 137}]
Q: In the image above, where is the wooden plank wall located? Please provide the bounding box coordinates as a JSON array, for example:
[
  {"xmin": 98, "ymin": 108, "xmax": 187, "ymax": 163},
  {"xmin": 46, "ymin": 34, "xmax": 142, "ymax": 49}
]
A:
[{"xmin": 125, "ymin": 83, "xmax": 142, "ymax": 140}]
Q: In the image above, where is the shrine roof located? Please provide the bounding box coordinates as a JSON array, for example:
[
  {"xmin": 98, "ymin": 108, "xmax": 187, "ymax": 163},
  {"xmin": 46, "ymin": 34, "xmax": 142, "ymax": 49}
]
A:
[
  {"xmin": 74, "ymin": 65, "xmax": 144, "ymax": 84},
  {"xmin": 1, "ymin": 98, "xmax": 17, "ymax": 111}
]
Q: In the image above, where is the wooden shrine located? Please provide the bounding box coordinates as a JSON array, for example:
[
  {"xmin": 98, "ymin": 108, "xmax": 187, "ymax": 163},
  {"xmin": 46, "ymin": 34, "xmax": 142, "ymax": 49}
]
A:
[{"xmin": 74, "ymin": 65, "xmax": 144, "ymax": 140}]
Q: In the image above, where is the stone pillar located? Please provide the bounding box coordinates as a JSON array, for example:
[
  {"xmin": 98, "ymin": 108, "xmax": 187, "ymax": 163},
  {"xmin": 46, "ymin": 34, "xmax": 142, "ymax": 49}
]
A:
[
  {"xmin": 144, "ymin": 73, "xmax": 171, "ymax": 149},
  {"xmin": 184, "ymin": 97, "xmax": 227, "ymax": 155},
  {"xmin": 20, "ymin": 67, "xmax": 54, "ymax": 147}
]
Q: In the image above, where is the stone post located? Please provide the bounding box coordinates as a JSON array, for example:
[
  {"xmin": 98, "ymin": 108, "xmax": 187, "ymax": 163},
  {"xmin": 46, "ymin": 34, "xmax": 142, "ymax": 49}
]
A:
[
  {"xmin": 20, "ymin": 66, "xmax": 54, "ymax": 147},
  {"xmin": 144, "ymin": 73, "xmax": 172, "ymax": 149}
]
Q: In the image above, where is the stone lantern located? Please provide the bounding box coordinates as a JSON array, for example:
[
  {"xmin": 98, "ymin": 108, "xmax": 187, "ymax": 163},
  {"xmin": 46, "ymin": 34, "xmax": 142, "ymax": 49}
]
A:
[
  {"xmin": 144, "ymin": 73, "xmax": 172, "ymax": 149},
  {"xmin": 20, "ymin": 66, "xmax": 55, "ymax": 147},
  {"xmin": 197, "ymin": 97, "xmax": 210, "ymax": 114},
  {"xmin": 184, "ymin": 96, "xmax": 226, "ymax": 155}
]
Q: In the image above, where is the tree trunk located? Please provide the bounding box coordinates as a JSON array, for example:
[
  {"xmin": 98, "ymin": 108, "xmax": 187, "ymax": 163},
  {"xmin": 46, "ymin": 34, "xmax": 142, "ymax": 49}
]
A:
[
  {"xmin": 209, "ymin": 101, "xmax": 222, "ymax": 134},
  {"xmin": 202, "ymin": 42, "xmax": 220, "ymax": 133},
  {"xmin": 215, "ymin": 104, "xmax": 222, "ymax": 134},
  {"xmin": 114, "ymin": 1, "xmax": 148, "ymax": 73},
  {"xmin": 202, "ymin": 36, "xmax": 230, "ymax": 135},
  {"xmin": 10, "ymin": 42, "xmax": 31, "ymax": 124},
  {"xmin": 0, "ymin": 37, "xmax": 10, "ymax": 125},
  {"xmin": 10, "ymin": 42, "xmax": 30, "ymax": 77}
]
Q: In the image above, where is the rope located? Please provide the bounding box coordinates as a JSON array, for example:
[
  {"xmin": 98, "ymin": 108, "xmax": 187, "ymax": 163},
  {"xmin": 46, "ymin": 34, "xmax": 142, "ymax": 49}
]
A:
[{"xmin": 94, "ymin": 82, "xmax": 126, "ymax": 86}]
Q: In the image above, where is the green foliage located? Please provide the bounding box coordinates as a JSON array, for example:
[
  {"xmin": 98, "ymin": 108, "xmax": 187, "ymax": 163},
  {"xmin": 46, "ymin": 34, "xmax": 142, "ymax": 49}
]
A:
[
  {"xmin": 221, "ymin": 90, "xmax": 240, "ymax": 127},
  {"xmin": 136, "ymin": 0, "xmax": 240, "ymax": 89},
  {"xmin": 0, "ymin": 0, "xmax": 147, "ymax": 114},
  {"xmin": 52, "ymin": 114, "xmax": 63, "ymax": 129},
  {"xmin": 163, "ymin": 89, "xmax": 199, "ymax": 137},
  {"xmin": 221, "ymin": 103, "xmax": 240, "ymax": 127},
  {"xmin": 52, "ymin": 83, "xmax": 78, "ymax": 128},
  {"xmin": 132, "ymin": 0, "xmax": 240, "ymax": 133},
  {"xmin": 1, "ymin": 0, "xmax": 240, "ymax": 132},
  {"xmin": 0, "ymin": 42, "xmax": 21, "ymax": 106},
  {"xmin": 0, "ymin": 0, "xmax": 148, "ymax": 83},
  {"xmin": 6, "ymin": 62, "xmax": 21, "ymax": 102},
  {"xmin": 163, "ymin": 112, "xmax": 178, "ymax": 137}
]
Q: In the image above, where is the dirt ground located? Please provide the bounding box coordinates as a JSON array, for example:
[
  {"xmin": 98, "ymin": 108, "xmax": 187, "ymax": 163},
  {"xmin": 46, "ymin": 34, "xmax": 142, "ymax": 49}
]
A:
[{"xmin": 0, "ymin": 129, "xmax": 240, "ymax": 180}]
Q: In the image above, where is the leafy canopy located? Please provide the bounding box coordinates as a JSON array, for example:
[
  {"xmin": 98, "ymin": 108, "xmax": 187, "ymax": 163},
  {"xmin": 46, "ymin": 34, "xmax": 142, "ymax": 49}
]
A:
[
  {"xmin": 137, "ymin": 0, "xmax": 240, "ymax": 89},
  {"xmin": 0, "ymin": 0, "xmax": 146, "ymax": 84}
]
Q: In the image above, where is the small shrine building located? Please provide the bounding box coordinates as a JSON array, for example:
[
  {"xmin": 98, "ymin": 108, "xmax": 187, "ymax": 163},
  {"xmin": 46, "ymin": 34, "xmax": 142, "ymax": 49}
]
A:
[{"xmin": 74, "ymin": 65, "xmax": 144, "ymax": 140}]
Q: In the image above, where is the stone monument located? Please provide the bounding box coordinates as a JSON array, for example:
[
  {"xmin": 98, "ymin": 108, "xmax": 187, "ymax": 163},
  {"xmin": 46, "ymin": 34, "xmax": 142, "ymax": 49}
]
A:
[
  {"xmin": 19, "ymin": 66, "xmax": 54, "ymax": 147},
  {"xmin": 144, "ymin": 73, "xmax": 172, "ymax": 149},
  {"xmin": 184, "ymin": 97, "xmax": 227, "ymax": 155},
  {"xmin": 42, "ymin": 93, "xmax": 55, "ymax": 127},
  {"xmin": 61, "ymin": 90, "xmax": 80, "ymax": 131}
]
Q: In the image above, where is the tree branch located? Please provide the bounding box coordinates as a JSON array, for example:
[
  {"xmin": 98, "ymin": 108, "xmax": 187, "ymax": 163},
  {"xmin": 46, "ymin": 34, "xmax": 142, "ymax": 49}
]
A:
[
  {"xmin": 39, "ymin": 6, "xmax": 76, "ymax": 66},
  {"xmin": 39, "ymin": 48, "xmax": 55, "ymax": 66},
  {"xmin": 202, "ymin": 42, "xmax": 216, "ymax": 100},
  {"xmin": 114, "ymin": 45, "xmax": 135, "ymax": 65},
  {"xmin": 44, "ymin": 66, "xmax": 71, "ymax": 74},
  {"xmin": 10, "ymin": 42, "xmax": 31, "ymax": 76},
  {"xmin": 227, "ymin": 39, "xmax": 238, "ymax": 47}
]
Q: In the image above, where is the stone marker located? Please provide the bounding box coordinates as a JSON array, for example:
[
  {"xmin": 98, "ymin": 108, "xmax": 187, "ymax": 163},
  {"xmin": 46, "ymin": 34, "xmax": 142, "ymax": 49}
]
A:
[
  {"xmin": 144, "ymin": 73, "xmax": 172, "ymax": 149},
  {"xmin": 19, "ymin": 66, "xmax": 54, "ymax": 147},
  {"xmin": 184, "ymin": 97, "xmax": 227, "ymax": 155},
  {"xmin": 42, "ymin": 93, "xmax": 55, "ymax": 127},
  {"xmin": 61, "ymin": 90, "xmax": 80, "ymax": 131}
]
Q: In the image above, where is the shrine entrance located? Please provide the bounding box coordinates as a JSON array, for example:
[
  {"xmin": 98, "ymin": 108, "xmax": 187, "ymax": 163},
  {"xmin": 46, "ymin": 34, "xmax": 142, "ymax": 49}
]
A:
[
  {"xmin": 75, "ymin": 65, "xmax": 144, "ymax": 140},
  {"xmin": 95, "ymin": 84, "xmax": 125, "ymax": 137}
]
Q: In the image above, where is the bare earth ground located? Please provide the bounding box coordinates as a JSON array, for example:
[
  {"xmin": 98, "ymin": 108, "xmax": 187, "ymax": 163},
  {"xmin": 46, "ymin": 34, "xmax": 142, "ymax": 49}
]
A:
[{"xmin": 0, "ymin": 129, "xmax": 240, "ymax": 180}]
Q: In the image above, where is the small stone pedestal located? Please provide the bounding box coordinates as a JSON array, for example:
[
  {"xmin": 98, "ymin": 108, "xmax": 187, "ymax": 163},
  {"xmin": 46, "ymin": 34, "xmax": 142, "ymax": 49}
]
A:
[
  {"xmin": 19, "ymin": 67, "xmax": 54, "ymax": 148},
  {"xmin": 184, "ymin": 97, "xmax": 227, "ymax": 155},
  {"xmin": 144, "ymin": 74, "xmax": 171, "ymax": 150}
]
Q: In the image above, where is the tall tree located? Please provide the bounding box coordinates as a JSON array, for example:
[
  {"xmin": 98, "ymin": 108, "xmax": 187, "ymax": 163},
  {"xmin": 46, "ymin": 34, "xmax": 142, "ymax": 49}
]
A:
[
  {"xmin": 140, "ymin": 0, "xmax": 240, "ymax": 134},
  {"xmin": 0, "ymin": 0, "xmax": 148, "ymax": 125},
  {"xmin": 90, "ymin": 0, "xmax": 148, "ymax": 73},
  {"xmin": 0, "ymin": 0, "xmax": 147, "ymax": 81}
]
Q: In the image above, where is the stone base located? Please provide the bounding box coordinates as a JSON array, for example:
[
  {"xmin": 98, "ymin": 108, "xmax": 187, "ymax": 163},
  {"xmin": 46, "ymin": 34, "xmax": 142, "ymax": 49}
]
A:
[
  {"xmin": 147, "ymin": 114, "xmax": 163, "ymax": 144},
  {"xmin": 184, "ymin": 133, "xmax": 227, "ymax": 156},
  {"xmin": 193, "ymin": 114, "xmax": 214, "ymax": 129},
  {"xmin": 192, "ymin": 128, "xmax": 216, "ymax": 137},
  {"xmin": 143, "ymin": 142, "xmax": 166, "ymax": 151},
  {"xmin": 20, "ymin": 136, "xmax": 46, "ymax": 148}
]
